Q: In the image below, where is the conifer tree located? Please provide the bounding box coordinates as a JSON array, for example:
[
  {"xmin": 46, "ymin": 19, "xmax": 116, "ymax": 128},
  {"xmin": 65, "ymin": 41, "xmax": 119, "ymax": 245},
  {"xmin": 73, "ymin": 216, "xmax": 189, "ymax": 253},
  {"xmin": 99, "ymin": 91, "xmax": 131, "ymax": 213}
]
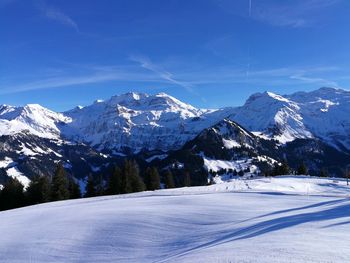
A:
[
  {"xmin": 280, "ymin": 161, "xmax": 290, "ymax": 175},
  {"xmin": 164, "ymin": 170, "xmax": 175, "ymax": 189},
  {"xmin": 129, "ymin": 160, "xmax": 145, "ymax": 193},
  {"xmin": 25, "ymin": 176, "xmax": 40, "ymax": 205},
  {"xmin": 183, "ymin": 171, "xmax": 191, "ymax": 187},
  {"xmin": 107, "ymin": 165, "xmax": 122, "ymax": 195},
  {"xmin": 121, "ymin": 160, "xmax": 132, "ymax": 194},
  {"xmin": 272, "ymin": 161, "xmax": 290, "ymax": 176},
  {"xmin": 121, "ymin": 160, "xmax": 145, "ymax": 193},
  {"xmin": 26, "ymin": 176, "xmax": 51, "ymax": 205},
  {"xmin": 145, "ymin": 167, "xmax": 160, "ymax": 191},
  {"xmin": 51, "ymin": 163, "xmax": 69, "ymax": 201},
  {"xmin": 68, "ymin": 178, "xmax": 81, "ymax": 199},
  {"xmin": 297, "ymin": 162, "xmax": 308, "ymax": 175},
  {"xmin": 95, "ymin": 174, "xmax": 105, "ymax": 196},
  {"xmin": 39, "ymin": 176, "xmax": 51, "ymax": 202},
  {"xmin": 84, "ymin": 175, "xmax": 96, "ymax": 198},
  {"xmin": 319, "ymin": 168, "xmax": 329, "ymax": 177},
  {"xmin": 0, "ymin": 178, "xmax": 25, "ymax": 211}
]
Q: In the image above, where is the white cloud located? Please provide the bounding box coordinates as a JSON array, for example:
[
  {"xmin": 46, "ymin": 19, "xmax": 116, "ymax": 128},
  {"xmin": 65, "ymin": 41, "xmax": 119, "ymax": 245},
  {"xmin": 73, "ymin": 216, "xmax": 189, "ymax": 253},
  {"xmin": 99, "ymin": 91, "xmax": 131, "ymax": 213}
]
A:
[
  {"xmin": 37, "ymin": 0, "xmax": 79, "ymax": 32},
  {"xmin": 129, "ymin": 55, "xmax": 195, "ymax": 93},
  {"xmin": 0, "ymin": 65, "xmax": 162, "ymax": 95},
  {"xmin": 289, "ymin": 74, "xmax": 339, "ymax": 88},
  {"xmin": 174, "ymin": 65, "xmax": 342, "ymax": 89},
  {"xmin": 0, "ymin": 59, "xmax": 343, "ymax": 96}
]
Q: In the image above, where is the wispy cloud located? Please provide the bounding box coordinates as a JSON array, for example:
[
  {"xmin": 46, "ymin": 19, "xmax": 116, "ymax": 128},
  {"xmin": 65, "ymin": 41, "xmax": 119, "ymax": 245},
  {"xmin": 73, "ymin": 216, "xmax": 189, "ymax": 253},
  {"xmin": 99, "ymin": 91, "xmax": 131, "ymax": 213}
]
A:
[
  {"xmin": 174, "ymin": 65, "xmax": 342, "ymax": 89},
  {"xmin": 216, "ymin": 0, "xmax": 341, "ymax": 28},
  {"xmin": 0, "ymin": 59, "xmax": 344, "ymax": 96},
  {"xmin": 289, "ymin": 74, "xmax": 339, "ymax": 87},
  {"xmin": 252, "ymin": 0, "xmax": 340, "ymax": 27},
  {"xmin": 129, "ymin": 55, "xmax": 195, "ymax": 93},
  {"xmin": 36, "ymin": 0, "xmax": 79, "ymax": 32},
  {"xmin": 0, "ymin": 65, "xmax": 163, "ymax": 95}
]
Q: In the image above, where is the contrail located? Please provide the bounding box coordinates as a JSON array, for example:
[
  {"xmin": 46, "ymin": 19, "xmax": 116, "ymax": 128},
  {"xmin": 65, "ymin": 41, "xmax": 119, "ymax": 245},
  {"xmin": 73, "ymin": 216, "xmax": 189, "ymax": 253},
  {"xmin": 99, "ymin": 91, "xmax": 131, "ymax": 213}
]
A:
[
  {"xmin": 249, "ymin": 0, "xmax": 252, "ymax": 17},
  {"xmin": 247, "ymin": 0, "xmax": 252, "ymax": 77},
  {"xmin": 246, "ymin": 47, "xmax": 251, "ymax": 77}
]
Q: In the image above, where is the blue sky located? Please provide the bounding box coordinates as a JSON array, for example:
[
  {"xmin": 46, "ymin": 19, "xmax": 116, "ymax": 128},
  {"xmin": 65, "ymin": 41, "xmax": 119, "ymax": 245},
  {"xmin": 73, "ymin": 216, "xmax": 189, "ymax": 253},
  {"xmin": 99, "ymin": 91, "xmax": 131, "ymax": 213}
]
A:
[{"xmin": 1, "ymin": 0, "xmax": 350, "ymax": 111}]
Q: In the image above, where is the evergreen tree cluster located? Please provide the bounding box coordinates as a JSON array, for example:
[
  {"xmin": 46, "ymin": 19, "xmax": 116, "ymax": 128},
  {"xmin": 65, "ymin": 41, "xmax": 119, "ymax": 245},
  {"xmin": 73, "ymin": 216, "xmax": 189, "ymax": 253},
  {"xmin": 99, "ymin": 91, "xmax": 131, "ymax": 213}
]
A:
[
  {"xmin": 0, "ymin": 159, "xmax": 176, "ymax": 211},
  {"xmin": 271, "ymin": 161, "xmax": 291, "ymax": 176},
  {"xmin": 264, "ymin": 160, "xmax": 328, "ymax": 178},
  {"xmin": 297, "ymin": 162, "xmax": 308, "ymax": 175},
  {"xmin": 0, "ymin": 163, "xmax": 81, "ymax": 211},
  {"xmin": 0, "ymin": 155, "xmax": 337, "ymax": 212},
  {"xmin": 209, "ymin": 168, "xmax": 249, "ymax": 178}
]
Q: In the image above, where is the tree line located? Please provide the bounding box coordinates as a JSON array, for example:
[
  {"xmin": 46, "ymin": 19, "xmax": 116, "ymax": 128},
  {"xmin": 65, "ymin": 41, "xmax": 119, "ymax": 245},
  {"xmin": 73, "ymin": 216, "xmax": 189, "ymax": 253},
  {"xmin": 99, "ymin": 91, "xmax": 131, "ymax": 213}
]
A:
[
  {"xmin": 0, "ymin": 160, "xmax": 178, "ymax": 212},
  {"xmin": 0, "ymin": 157, "xmax": 334, "ymax": 212},
  {"xmin": 262, "ymin": 161, "xmax": 329, "ymax": 177}
]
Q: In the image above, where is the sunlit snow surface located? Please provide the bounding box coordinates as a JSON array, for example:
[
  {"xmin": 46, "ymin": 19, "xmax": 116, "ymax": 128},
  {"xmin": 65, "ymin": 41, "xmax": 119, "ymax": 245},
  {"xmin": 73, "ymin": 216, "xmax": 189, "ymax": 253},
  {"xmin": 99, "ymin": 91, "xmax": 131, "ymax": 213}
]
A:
[{"xmin": 1, "ymin": 176, "xmax": 350, "ymax": 262}]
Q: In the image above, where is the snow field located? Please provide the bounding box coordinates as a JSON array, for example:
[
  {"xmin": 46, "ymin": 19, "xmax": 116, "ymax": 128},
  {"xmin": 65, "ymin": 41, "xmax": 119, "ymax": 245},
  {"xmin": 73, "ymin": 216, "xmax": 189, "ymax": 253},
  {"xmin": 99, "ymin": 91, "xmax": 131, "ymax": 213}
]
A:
[{"xmin": 1, "ymin": 176, "xmax": 350, "ymax": 262}]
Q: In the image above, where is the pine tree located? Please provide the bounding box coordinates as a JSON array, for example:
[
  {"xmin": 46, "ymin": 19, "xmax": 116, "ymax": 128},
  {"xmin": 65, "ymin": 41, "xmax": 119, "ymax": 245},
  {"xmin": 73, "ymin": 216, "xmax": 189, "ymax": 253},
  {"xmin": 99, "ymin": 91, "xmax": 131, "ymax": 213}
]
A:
[
  {"xmin": 183, "ymin": 171, "xmax": 191, "ymax": 187},
  {"xmin": 39, "ymin": 176, "xmax": 51, "ymax": 202},
  {"xmin": 51, "ymin": 163, "xmax": 69, "ymax": 201},
  {"xmin": 164, "ymin": 170, "xmax": 175, "ymax": 189},
  {"xmin": 0, "ymin": 178, "xmax": 25, "ymax": 211},
  {"xmin": 272, "ymin": 161, "xmax": 290, "ymax": 176},
  {"xmin": 68, "ymin": 179, "xmax": 81, "ymax": 199},
  {"xmin": 26, "ymin": 176, "xmax": 51, "ymax": 205},
  {"xmin": 121, "ymin": 160, "xmax": 132, "ymax": 194},
  {"xmin": 145, "ymin": 167, "xmax": 160, "ymax": 191},
  {"xmin": 121, "ymin": 160, "xmax": 145, "ymax": 193},
  {"xmin": 107, "ymin": 165, "xmax": 122, "ymax": 195},
  {"xmin": 319, "ymin": 168, "xmax": 329, "ymax": 177},
  {"xmin": 297, "ymin": 162, "xmax": 308, "ymax": 175},
  {"xmin": 95, "ymin": 174, "xmax": 105, "ymax": 196},
  {"xmin": 129, "ymin": 160, "xmax": 145, "ymax": 193},
  {"xmin": 84, "ymin": 175, "xmax": 96, "ymax": 198}
]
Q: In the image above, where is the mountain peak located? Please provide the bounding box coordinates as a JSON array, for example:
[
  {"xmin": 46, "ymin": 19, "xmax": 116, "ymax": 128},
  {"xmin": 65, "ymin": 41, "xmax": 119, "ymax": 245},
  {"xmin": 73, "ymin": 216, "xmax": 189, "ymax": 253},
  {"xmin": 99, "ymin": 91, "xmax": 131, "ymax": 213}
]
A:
[
  {"xmin": 244, "ymin": 91, "xmax": 292, "ymax": 107},
  {"xmin": 155, "ymin": 92, "xmax": 169, "ymax": 97},
  {"xmin": 108, "ymin": 92, "xmax": 147, "ymax": 105},
  {"xmin": 265, "ymin": 91, "xmax": 291, "ymax": 103}
]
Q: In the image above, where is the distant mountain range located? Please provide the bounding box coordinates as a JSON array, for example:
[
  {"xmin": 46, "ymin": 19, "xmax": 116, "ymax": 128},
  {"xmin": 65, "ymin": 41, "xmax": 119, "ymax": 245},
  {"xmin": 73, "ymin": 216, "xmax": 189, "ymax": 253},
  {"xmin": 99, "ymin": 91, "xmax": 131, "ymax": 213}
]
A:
[{"xmin": 1, "ymin": 87, "xmax": 350, "ymax": 187}]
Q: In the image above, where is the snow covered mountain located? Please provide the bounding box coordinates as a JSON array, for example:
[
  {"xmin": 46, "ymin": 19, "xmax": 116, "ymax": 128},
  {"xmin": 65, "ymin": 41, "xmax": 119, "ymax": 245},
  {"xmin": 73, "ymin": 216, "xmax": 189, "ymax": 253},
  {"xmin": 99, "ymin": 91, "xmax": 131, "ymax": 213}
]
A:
[
  {"xmin": 1, "ymin": 88, "xmax": 349, "ymax": 153},
  {"xmin": 287, "ymin": 87, "xmax": 350, "ymax": 151},
  {"xmin": 61, "ymin": 92, "xmax": 230, "ymax": 153},
  {"xmin": 0, "ymin": 104, "xmax": 70, "ymax": 140},
  {"xmin": 1, "ymin": 88, "xmax": 350, "ymax": 185},
  {"xmin": 229, "ymin": 91, "xmax": 313, "ymax": 143},
  {"xmin": 229, "ymin": 87, "xmax": 350, "ymax": 151},
  {"xmin": 169, "ymin": 119, "xmax": 280, "ymax": 179},
  {"xmin": 182, "ymin": 118, "xmax": 277, "ymax": 160}
]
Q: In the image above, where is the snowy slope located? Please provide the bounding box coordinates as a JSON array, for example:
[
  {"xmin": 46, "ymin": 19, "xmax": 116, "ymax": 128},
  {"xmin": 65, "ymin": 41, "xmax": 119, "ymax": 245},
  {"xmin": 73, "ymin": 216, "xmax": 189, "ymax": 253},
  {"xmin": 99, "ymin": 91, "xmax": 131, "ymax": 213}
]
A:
[
  {"xmin": 0, "ymin": 157, "xmax": 31, "ymax": 188},
  {"xmin": 1, "ymin": 176, "xmax": 350, "ymax": 263}
]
